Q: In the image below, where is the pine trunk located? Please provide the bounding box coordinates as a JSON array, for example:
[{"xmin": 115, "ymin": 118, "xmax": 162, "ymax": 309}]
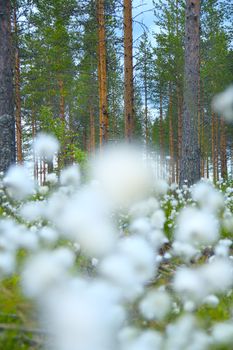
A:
[
  {"xmin": 97, "ymin": 0, "xmax": 108, "ymax": 146},
  {"xmin": 220, "ymin": 116, "xmax": 227, "ymax": 179},
  {"xmin": 13, "ymin": 4, "xmax": 22, "ymax": 164},
  {"xmin": 179, "ymin": 0, "xmax": 201, "ymax": 186},
  {"xmin": 124, "ymin": 0, "xmax": 134, "ymax": 140},
  {"xmin": 0, "ymin": 0, "xmax": 15, "ymax": 172},
  {"xmin": 169, "ymin": 86, "xmax": 175, "ymax": 183},
  {"xmin": 159, "ymin": 91, "xmax": 164, "ymax": 176}
]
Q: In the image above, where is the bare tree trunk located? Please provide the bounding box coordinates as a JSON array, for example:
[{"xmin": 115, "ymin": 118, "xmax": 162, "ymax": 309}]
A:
[
  {"xmin": 13, "ymin": 3, "xmax": 22, "ymax": 163},
  {"xmin": 90, "ymin": 104, "xmax": 95, "ymax": 153},
  {"xmin": 0, "ymin": 0, "xmax": 15, "ymax": 172},
  {"xmin": 124, "ymin": 0, "xmax": 134, "ymax": 140},
  {"xmin": 144, "ymin": 60, "xmax": 148, "ymax": 146},
  {"xmin": 159, "ymin": 91, "xmax": 164, "ymax": 176},
  {"xmin": 180, "ymin": 0, "xmax": 201, "ymax": 186},
  {"xmin": 169, "ymin": 85, "xmax": 175, "ymax": 183},
  {"xmin": 58, "ymin": 78, "xmax": 65, "ymax": 121},
  {"xmin": 220, "ymin": 116, "xmax": 227, "ymax": 179},
  {"xmin": 211, "ymin": 112, "xmax": 217, "ymax": 182},
  {"xmin": 97, "ymin": 0, "xmax": 108, "ymax": 146},
  {"xmin": 177, "ymin": 85, "xmax": 182, "ymax": 183}
]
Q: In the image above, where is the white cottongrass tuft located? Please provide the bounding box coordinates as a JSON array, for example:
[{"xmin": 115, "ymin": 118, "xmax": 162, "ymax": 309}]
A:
[
  {"xmin": 60, "ymin": 164, "xmax": 81, "ymax": 187},
  {"xmin": 33, "ymin": 133, "xmax": 60, "ymax": 161},
  {"xmin": 3, "ymin": 165, "xmax": 34, "ymax": 200},
  {"xmin": 175, "ymin": 206, "xmax": 219, "ymax": 247},
  {"xmin": 139, "ymin": 289, "xmax": 171, "ymax": 321},
  {"xmin": 91, "ymin": 144, "xmax": 154, "ymax": 207},
  {"xmin": 212, "ymin": 85, "xmax": 233, "ymax": 121},
  {"xmin": 22, "ymin": 248, "xmax": 75, "ymax": 298}
]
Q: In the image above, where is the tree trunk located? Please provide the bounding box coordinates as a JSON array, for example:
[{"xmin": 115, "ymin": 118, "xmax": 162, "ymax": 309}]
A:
[
  {"xmin": 177, "ymin": 85, "xmax": 182, "ymax": 183},
  {"xmin": 159, "ymin": 91, "xmax": 164, "ymax": 177},
  {"xmin": 220, "ymin": 116, "xmax": 227, "ymax": 179},
  {"xmin": 89, "ymin": 104, "xmax": 95, "ymax": 153},
  {"xmin": 0, "ymin": 0, "xmax": 15, "ymax": 172},
  {"xmin": 144, "ymin": 60, "xmax": 148, "ymax": 146},
  {"xmin": 211, "ymin": 112, "xmax": 217, "ymax": 182},
  {"xmin": 168, "ymin": 86, "xmax": 175, "ymax": 183},
  {"xmin": 124, "ymin": 0, "xmax": 134, "ymax": 140},
  {"xmin": 13, "ymin": 3, "xmax": 22, "ymax": 163},
  {"xmin": 97, "ymin": 0, "xmax": 108, "ymax": 146},
  {"xmin": 179, "ymin": 0, "xmax": 201, "ymax": 186}
]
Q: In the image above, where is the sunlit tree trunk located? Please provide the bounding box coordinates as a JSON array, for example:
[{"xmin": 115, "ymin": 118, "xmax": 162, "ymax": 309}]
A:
[
  {"xmin": 180, "ymin": 0, "xmax": 201, "ymax": 186},
  {"xmin": 169, "ymin": 85, "xmax": 175, "ymax": 183},
  {"xmin": 211, "ymin": 112, "xmax": 217, "ymax": 182},
  {"xmin": 124, "ymin": 0, "xmax": 134, "ymax": 140},
  {"xmin": 159, "ymin": 91, "xmax": 164, "ymax": 176},
  {"xmin": 220, "ymin": 116, "xmax": 227, "ymax": 179},
  {"xmin": 0, "ymin": 0, "xmax": 15, "ymax": 172},
  {"xmin": 97, "ymin": 0, "xmax": 108, "ymax": 146},
  {"xmin": 89, "ymin": 104, "xmax": 95, "ymax": 153},
  {"xmin": 13, "ymin": 3, "xmax": 22, "ymax": 163}
]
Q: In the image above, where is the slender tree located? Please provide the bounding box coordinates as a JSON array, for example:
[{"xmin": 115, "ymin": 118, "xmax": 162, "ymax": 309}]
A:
[
  {"xmin": 97, "ymin": 0, "xmax": 108, "ymax": 146},
  {"xmin": 0, "ymin": 0, "xmax": 15, "ymax": 172},
  {"xmin": 180, "ymin": 0, "xmax": 201, "ymax": 186},
  {"xmin": 124, "ymin": 0, "xmax": 134, "ymax": 140}
]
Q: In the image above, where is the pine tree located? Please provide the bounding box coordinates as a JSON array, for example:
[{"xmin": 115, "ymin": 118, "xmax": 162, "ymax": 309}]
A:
[{"xmin": 0, "ymin": 0, "xmax": 16, "ymax": 172}]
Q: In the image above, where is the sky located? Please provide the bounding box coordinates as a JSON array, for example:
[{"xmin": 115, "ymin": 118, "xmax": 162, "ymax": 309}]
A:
[{"xmin": 133, "ymin": 0, "xmax": 159, "ymax": 46}]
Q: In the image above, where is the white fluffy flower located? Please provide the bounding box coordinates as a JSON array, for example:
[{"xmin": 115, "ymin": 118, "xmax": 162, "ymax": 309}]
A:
[
  {"xmin": 60, "ymin": 164, "xmax": 81, "ymax": 187},
  {"xmin": 212, "ymin": 85, "xmax": 233, "ymax": 121},
  {"xmin": 150, "ymin": 209, "xmax": 166, "ymax": 229},
  {"xmin": 0, "ymin": 252, "xmax": 16, "ymax": 275},
  {"xmin": 3, "ymin": 165, "xmax": 34, "ymax": 200},
  {"xmin": 212, "ymin": 322, "xmax": 233, "ymax": 344},
  {"xmin": 42, "ymin": 280, "xmax": 125, "ymax": 350},
  {"xmin": 175, "ymin": 207, "xmax": 219, "ymax": 246},
  {"xmin": 22, "ymin": 248, "xmax": 75, "ymax": 298},
  {"xmin": 54, "ymin": 188, "xmax": 116, "ymax": 258},
  {"xmin": 120, "ymin": 329, "xmax": 163, "ymax": 350},
  {"xmin": 139, "ymin": 289, "xmax": 171, "ymax": 320},
  {"xmin": 33, "ymin": 133, "xmax": 59, "ymax": 161},
  {"xmin": 91, "ymin": 145, "xmax": 154, "ymax": 207},
  {"xmin": 118, "ymin": 235, "xmax": 156, "ymax": 283},
  {"xmin": 191, "ymin": 181, "xmax": 224, "ymax": 213}
]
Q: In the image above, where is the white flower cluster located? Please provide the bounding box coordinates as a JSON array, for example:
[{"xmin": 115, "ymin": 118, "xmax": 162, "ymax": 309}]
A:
[{"xmin": 0, "ymin": 139, "xmax": 233, "ymax": 350}]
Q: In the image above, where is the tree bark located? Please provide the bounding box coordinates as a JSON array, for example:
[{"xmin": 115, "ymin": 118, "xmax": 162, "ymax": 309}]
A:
[
  {"xmin": 220, "ymin": 116, "xmax": 227, "ymax": 179},
  {"xmin": 97, "ymin": 0, "xmax": 108, "ymax": 146},
  {"xmin": 124, "ymin": 0, "xmax": 134, "ymax": 140},
  {"xmin": 179, "ymin": 0, "xmax": 201, "ymax": 186},
  {"xmin": 168, "ymin": 85, "xmax": 175, "ymax": 183},
  {"xmin": 0, "ymin": 0, "xmax": 15, "ymax": 172},
  {"xmin": 13, "ymin": 3, "xmax": 22, "ymax": 163},
  {"xmin": 159, "ymin": 90, "xmax": 164, "ymax": 176}
]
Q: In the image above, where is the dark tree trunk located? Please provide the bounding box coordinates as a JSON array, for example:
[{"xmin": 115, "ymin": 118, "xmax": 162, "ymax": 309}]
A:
[
  {"xmin": 124, "ymin": 0, "xmax": 134, "ymax": 140},
  {"xmin": 179, "ymin": 0, "xmax": 201, "ymax": 186},
  {"xmin": 0, "ymin": 0, "xmax": 15, "ymax": 172}
]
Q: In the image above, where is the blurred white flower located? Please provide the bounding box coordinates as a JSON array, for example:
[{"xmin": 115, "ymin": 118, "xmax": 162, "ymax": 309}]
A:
[
  {"xmin": 20, "ymin": 201, "xmax": 45, "ymax": 222},
  {"xmin": 3, "ymin": 165, "xmax": 34, "ymax": 200},
  {"xmin": 22, "ymin": 248, "xmax": 75, "ymax": 298},
  {"xmin": 191, "ymin": 181, "xmax": 224, "ymax": 213},
  {"xmin": 60, "ymin": 164, "xmax": 81, "ymax": 187},
  {"xmin": 212, "ymin": 85, "xmax": 233, "ymax": 121},
  {"xmin": 46, "ymin": 173, "xmax": 58, "ymax": 184},
  {"xmin": 150, "ymin": 209, "xmax": 166, "ymax": 229},
  {"xmin": 212, "ymin": 321, "xmax": 233, "ymax": 344},
  {"xmin": 33, "ymin": 133, "xmax": 59, "ymax": 161},
  {"xmin": 0, "ymin": 252, "xmax": 15, "ymax": 276},
  {"xmin": 139, "ymin": 289, "xmax": 171, "ymax": 321},
  {"xmin": 175, "ymin": 207, "xmax": 219, "ymax": 246},
  {"xmin": 91, "ymin": 144, "xmax": 154, "ymax": 208},
  {"xmin": 120, "ymin": 329, "xmax": 163, "ymax": 350}
]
